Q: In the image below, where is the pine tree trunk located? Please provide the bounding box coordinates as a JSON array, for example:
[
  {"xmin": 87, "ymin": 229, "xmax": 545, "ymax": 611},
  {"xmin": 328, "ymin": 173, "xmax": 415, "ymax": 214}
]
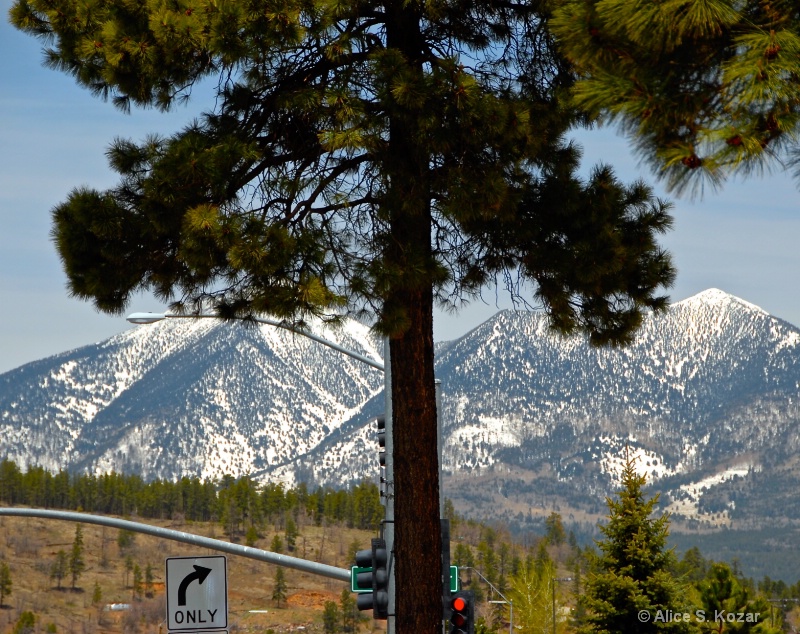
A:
[
  {"xmin": 390, "ymin": 291, "xmax": 440, "ymax": 634},
  {"xmin": 384, "ymin": 3, "xmax": 443, "ymax": 631}
]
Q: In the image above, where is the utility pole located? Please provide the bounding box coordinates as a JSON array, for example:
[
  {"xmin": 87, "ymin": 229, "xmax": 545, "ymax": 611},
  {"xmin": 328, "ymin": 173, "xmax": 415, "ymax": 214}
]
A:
[{"xmin": 552, "ymin": 577, "xmax": 573, "ymax": 634}]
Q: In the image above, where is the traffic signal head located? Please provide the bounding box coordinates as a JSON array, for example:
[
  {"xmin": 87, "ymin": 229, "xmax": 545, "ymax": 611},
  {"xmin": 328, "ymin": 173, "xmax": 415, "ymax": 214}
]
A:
[
  {"xmin": 353, "ymin": 538, "xmax": 390, "ymax": 620},
  {"xmin": 448, "ymin": 591, "xmax": 474, "ymax": 634},
  {"xmin": 376, "ymin": 416, "xmax": 386, "ymax": 467}
]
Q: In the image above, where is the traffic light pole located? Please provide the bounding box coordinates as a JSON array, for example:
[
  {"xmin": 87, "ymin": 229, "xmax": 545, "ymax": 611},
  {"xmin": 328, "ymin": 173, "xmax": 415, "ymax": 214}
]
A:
[{"xmin": 0, "ymin": 507, "xmax": 350, "ymax": 581}]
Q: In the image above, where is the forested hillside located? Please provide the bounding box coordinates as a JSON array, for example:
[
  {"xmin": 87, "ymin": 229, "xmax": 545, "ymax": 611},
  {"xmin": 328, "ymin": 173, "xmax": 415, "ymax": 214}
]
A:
[
  {"xmin": 0, "ymin": 458, "xmax": 383, "ymax": 532},
  {"xmin": 3, "ymin": 462, "xmax": 800, "ymax": 634}
]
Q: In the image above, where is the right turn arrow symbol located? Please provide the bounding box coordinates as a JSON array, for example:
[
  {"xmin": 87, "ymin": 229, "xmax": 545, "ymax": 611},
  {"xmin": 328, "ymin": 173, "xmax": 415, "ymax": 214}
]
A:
[{"xmin": 177, "ymin": 565, "xmax": 213, "ymax": 606}]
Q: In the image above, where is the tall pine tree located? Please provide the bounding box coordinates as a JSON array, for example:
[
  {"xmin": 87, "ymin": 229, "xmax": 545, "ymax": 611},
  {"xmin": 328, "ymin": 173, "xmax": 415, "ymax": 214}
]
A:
[
  {"xmin": 10, "ymin": 2, "xmax": 676, "ymax": 630},
  {"xmin": 551, "ymin": 0, "xmax": 800, "ymax": 194},
  {"xmin": 582, "ymin": 453, "xmax": 691, "ymax": 634}
]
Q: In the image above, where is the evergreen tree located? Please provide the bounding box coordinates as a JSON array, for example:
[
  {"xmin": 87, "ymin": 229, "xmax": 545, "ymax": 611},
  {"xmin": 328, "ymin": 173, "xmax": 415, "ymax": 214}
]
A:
[
  {"xmin": 0, "ymin": 459, "xmax": 22, "ymax": 505},
  {"xmin": 285, "ymin": 516, "xmax": 298, "ymax": 553},
  {"xmin": 478, "ymin": 538, "xmax": 499, "ymax": 587},
  {"xmin": 339, "ymin": 587, "xmax": 359, "ymax": 633},
  {"xmin": 10, "ymin": 2, "xmax": 677, "ymax": 630},
  {"xmin": 92, "ymin": 580, "xmax": 103, "ymax": 605},
  {"xmin": 498, "ymin": 542, "xmax": 512, "ymax": 592},
  {"xmin": 0, "ymin": 561, "xmax": 12, "ymax": 608},
  {"xmin": 117, "ymin": 528, "xmax": 135, "ymax": 551},
  {"xmin": 581, "ymin": 456, "xmax": 691, "ymax": 634},
  {"xmin": 245, "ymin": 524, "xmax": 260, "ymax": 548},
  {"xmin": 695, "ymin": 563, "xmax": 781, "ymax": 634},
  {"xmin": 69, "ymin": 524, "xmax": 85, "ymax": 589},
  {"xmin": 571, "ymin": 558, "xmax": 589, "ymax": 631},
  {"xmin": 51, "ymin": 550, "xmax": 68, "ymax": 590},
  {"xmin": 12, "ymin": 612, "xmax": 36, "ymax": 634},
  {"xmin": 145, "ymin": 563, "xmax": 155, "ymax": 598},
  {"xmin": 453, "ymin": 543, "xmax": 475, "ymax": 569},
  {"xmin": 132, "ymin": 564, "xmax": 143, "ymax": 600},
  {"xmin": 675, "ymin": 547, "xmax": 709, "ymax": 584},
  {"xmin": 323, "ymin": 600, "xmax": 340, "ymax": 634},
  {"xmin": 546, "ymin": 512, "xmax": 567, "ymax": 547},
  {"xmin": 272, "ymin": 568, "xmax": 288, "ymax": 608},
  {"xmin": 551, "ymin": 0, "xmax": 800, "ymax": 194}
]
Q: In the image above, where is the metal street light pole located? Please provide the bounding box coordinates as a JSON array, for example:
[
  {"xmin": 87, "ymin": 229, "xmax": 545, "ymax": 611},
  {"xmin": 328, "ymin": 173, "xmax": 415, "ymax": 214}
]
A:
[
  {"xmin": 552, "ymin": 576, "xmax": 573, "ymax": 634},
  {"xmin": 126, "ymin": 311, "xmax": 402, "ymax": 632},
  {"xmin": 462, "ymin": 567, "xmax": 513, "ymax": 634}
]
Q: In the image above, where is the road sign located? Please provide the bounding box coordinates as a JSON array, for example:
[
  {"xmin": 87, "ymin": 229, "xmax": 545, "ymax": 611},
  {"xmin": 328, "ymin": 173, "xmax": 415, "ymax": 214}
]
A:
[
  {"xmin": 351, "ymin": 566, "xmax": 373, "ymax": 593},
  {"xmin": 353, "ymin": 565, "xmax": 457, "ymax": 594},
  {"xmin": 166, "ymin": 556, "xmax": 228, "ymax": 632}
]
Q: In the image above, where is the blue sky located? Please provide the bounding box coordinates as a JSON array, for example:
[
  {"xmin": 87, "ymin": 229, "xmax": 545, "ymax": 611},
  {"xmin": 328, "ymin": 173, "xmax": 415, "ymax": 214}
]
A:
[{"xmin": 2, "ymin": 4, "xmax": 800, "ymax": 375}]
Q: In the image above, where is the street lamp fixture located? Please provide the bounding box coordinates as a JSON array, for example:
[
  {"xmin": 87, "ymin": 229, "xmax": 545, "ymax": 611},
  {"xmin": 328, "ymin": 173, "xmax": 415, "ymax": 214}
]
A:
[{"xmin": 127, "ymin": 312, "xmax": 168, "ymax": 324}]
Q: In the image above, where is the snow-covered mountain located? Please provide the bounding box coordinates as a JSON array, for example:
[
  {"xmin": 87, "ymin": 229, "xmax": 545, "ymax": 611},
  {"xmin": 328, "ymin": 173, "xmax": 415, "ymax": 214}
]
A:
[
  {"xmin": 3, "ymin": 289, "xmax": 800, "ymax": 531},
  {"xmin": 0, "ymin": 317, "xmax": 384, "ymax": 482}
]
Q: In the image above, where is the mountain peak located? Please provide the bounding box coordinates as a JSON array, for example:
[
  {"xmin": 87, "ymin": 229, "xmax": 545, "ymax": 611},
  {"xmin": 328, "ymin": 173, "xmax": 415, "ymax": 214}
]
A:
[{"xmin": 675, "ymin": 288, "xmax": 768, "ymax": 316}]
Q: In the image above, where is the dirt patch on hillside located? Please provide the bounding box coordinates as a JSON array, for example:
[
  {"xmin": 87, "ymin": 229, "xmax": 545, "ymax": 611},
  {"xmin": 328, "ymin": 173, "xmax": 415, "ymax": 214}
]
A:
[{"xmin": 287, "ymin": 590, "xmax": 340, "ymax": 609}]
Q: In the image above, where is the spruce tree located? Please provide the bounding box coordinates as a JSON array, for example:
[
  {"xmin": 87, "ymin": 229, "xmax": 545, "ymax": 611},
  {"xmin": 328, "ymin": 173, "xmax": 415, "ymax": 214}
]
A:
[
  {"xmin": 581, "ymin": 455, "xmax": 691, "ymax": 634},
  {"xmin": 551, "ymin": 0, "xmax": 800, "ymax": 194},
  {"xmin": 10, "ymin": 2, "xmax": 677, "ymax": 630}
]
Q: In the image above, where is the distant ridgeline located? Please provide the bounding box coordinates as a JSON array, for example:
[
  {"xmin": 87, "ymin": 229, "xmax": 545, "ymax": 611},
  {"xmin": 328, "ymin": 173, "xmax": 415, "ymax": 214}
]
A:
[{"xmin": 0, "ymin": 459, "xmax": 384, "ymax": 531}]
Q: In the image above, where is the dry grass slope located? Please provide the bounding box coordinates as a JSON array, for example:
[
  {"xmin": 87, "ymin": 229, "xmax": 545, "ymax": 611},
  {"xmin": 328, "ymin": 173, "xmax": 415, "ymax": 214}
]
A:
[{"xmin": 0, "ymin": 513, "xmax": 383, "ymax": 634}]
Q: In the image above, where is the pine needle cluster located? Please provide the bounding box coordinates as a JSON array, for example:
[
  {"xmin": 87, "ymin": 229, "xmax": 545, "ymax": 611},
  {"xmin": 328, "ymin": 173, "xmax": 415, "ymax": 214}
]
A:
[
  {"xmin": 10, "ymin": 0, "xmax": 676, "ymax": 340},
  {"xmin": 552, "ymin": 0, "xmax": 800, "ymax": 195}
]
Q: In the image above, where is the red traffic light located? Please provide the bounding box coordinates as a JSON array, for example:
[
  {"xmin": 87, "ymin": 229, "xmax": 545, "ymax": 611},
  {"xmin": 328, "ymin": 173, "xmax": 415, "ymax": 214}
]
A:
[{"xmin": 448, "ymin": 592, "xmax": 473, "ymax": 634}]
